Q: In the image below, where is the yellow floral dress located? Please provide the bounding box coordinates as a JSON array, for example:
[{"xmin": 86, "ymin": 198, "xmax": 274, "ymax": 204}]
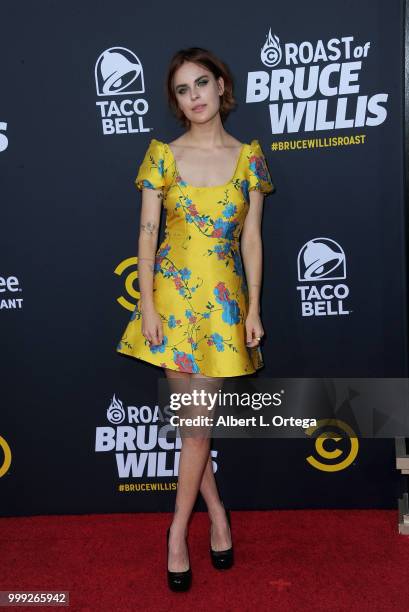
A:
[{"xmin": 116, "ymin": 138, "xmax": 275, "ymax": 377}]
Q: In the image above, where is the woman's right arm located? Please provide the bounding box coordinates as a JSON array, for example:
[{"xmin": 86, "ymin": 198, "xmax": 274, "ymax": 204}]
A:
[{"xmin": 137, "ymin": 187, "xmax": 164, "ymax": 345}]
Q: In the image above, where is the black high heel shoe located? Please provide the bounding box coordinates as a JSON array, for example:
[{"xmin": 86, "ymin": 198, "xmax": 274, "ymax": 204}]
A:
[
  {"xmin": 167, "ymin": 527, "xmax": 192, "ymax": 592},
  {"xmin": 209, "ymin": 504, "xmax": 234, "ymax": 570}
]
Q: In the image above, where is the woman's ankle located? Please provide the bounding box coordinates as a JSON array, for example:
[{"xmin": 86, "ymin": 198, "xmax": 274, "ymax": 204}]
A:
[{"xmin": 169, "ymin": 521, "xmax": 188, "ymax": 538}]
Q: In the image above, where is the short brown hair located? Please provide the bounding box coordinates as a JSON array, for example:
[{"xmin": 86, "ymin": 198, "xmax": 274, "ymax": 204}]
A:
[{"xmin": 165, "ymin": 47, "xmax": 237, "ymax": 128}]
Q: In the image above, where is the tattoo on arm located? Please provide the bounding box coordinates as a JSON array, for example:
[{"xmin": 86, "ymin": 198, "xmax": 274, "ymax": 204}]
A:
[{"xmin": 140, "ymin": 221, "xmax": 158, "ymax": 235}]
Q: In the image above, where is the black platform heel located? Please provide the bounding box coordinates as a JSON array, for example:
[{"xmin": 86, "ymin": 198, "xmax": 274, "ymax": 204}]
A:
[
  {"xmin": 167, "ymin": 527, "xmax": 192, "ymax": 592},
  {"xmin": 209, "ymin": 504, "xmax": 234, "ymax": 570}
]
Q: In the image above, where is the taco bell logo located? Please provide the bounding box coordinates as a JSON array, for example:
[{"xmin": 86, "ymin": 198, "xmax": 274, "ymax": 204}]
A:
[
  {"xmin": 95, "ymin": 46, "xmax": 151, "ymax": 135},
  {"xmin": 296, "ymin": 237, "xmax": 351, "ymax": 317}
]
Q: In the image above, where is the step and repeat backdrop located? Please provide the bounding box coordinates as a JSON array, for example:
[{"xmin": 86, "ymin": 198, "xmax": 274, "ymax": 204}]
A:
[{"xmin": 1, "ymin": 0, "xmax": 407, "ymax": 515}]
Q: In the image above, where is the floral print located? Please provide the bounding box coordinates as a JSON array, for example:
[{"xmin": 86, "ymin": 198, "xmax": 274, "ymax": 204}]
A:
[{"xmin": 116, "ymin": 138, "xmax": 275, "ymax": 377}]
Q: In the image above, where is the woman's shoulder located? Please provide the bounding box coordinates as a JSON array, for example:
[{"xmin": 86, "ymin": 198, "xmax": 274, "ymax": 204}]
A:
[
  {"xmin": 245, "ymin": 139, "xmax": 272, "ymax": 165},
  {"xmin": 134, "ymin": 138, "xmax": 169, "ymax": 191},
  {"xmin": 141, "ymin": 138, "xmax": 169, "ymax": 166},
  {"xmin": 236, "ymin": 140, "xmax": 264, "ymax": 162},
  {"xmin": 247, "ymin": 138, "xmax": 263, "ymax": 152},
  {"xmin": 145, "ymin": 137, "xmax": 166, "ymax": 151}
]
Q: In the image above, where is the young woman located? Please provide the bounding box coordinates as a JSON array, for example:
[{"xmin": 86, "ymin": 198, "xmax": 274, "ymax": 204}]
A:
[{"xmin": 117, "ymin": 47, "xmax": 275, "ymax": 591}]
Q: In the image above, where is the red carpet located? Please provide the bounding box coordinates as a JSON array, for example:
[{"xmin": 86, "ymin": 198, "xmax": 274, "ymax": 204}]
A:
[{"xmin": 1, "ymin": 510, "xmax": 408, "ymax": 611}]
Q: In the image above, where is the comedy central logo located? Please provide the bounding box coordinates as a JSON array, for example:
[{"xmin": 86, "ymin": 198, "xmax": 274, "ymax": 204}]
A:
[
  {"xmin": 260, "ymin": 29, "xmax": 282, "ymax": 68},
  {"xmin": 304, "ymin": 419, "xmax": 359, "ymax": 472},
  {"xmin": 114, "ymin": 256, "xmax": 139, "ymax": 312},
  {"xmin": 296, "ymin": 237, "xmax": 351, "ymax": 317},
  {"xmin": 95, "ymin": 47, "xmax": 150, "ymax": 135},
  {"xmin": 0, "ymin": 435, "xmax": 12, "ymax": 477}
]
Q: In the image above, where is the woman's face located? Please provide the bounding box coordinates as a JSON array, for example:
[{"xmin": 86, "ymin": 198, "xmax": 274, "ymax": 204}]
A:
[{"xmin": 173, "ymin": 61, "xmax": 224, "ymax": 125}]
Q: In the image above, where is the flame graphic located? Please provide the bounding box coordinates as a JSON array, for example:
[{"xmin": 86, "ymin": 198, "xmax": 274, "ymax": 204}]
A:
[
  {"xmin": 261, "ymin": 28, "xmax": 282, "ymax": 67},
  {"xmin": 107, "ymin": 394, "xmax": 125, "ymax": 424}
]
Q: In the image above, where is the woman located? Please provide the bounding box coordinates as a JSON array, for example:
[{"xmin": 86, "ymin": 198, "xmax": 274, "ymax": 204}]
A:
[{"xmin": 116, "ymin": 47, "xmax": 275, "ymax": 591}]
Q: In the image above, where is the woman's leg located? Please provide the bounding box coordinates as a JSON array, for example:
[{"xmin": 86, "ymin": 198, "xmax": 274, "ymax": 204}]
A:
[
  {"xmin": 194, "ymin": 375, "xmax": 232, "ymax": 551},
  {"xmin": 164, "ymin": 368, "xmax": 218, "ymax": 572}
]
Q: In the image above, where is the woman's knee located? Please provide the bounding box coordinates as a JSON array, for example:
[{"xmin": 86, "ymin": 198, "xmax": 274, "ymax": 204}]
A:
[{"xmin": 180, "ymin": 432, "xmax": 212, "ymax": 447}]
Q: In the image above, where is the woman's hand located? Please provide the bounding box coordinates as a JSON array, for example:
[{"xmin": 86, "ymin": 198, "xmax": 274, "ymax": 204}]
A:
[
  {"xmin": 245, "ymin": 311, "xmax": 264, "ymax": 348},
  {"xmin": 140, "ymin": 302, "xmax": 164, "ymax": 346}
]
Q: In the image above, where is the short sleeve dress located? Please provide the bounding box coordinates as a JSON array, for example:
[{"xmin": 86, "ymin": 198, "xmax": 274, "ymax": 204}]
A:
[{"xmin": 116, "ymin": 138, "xmax": 275, "ymax": 377}]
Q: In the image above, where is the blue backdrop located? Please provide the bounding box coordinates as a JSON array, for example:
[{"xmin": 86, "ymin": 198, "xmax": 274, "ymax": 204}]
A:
[{"xmin": 1, "ymin": 0, "xmax": 406, "ymax": 515}]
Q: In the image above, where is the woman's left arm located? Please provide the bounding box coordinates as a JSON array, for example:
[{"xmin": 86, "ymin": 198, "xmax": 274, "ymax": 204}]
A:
[{"xmin": 240, "ymin": 190, "xmax": 266, "ymax": 348}]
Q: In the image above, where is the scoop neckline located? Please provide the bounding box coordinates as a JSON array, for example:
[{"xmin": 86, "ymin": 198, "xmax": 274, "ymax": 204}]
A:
[{"xmin": 163, "ymin": 140, "xmax": 247, "ymax": 189}]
